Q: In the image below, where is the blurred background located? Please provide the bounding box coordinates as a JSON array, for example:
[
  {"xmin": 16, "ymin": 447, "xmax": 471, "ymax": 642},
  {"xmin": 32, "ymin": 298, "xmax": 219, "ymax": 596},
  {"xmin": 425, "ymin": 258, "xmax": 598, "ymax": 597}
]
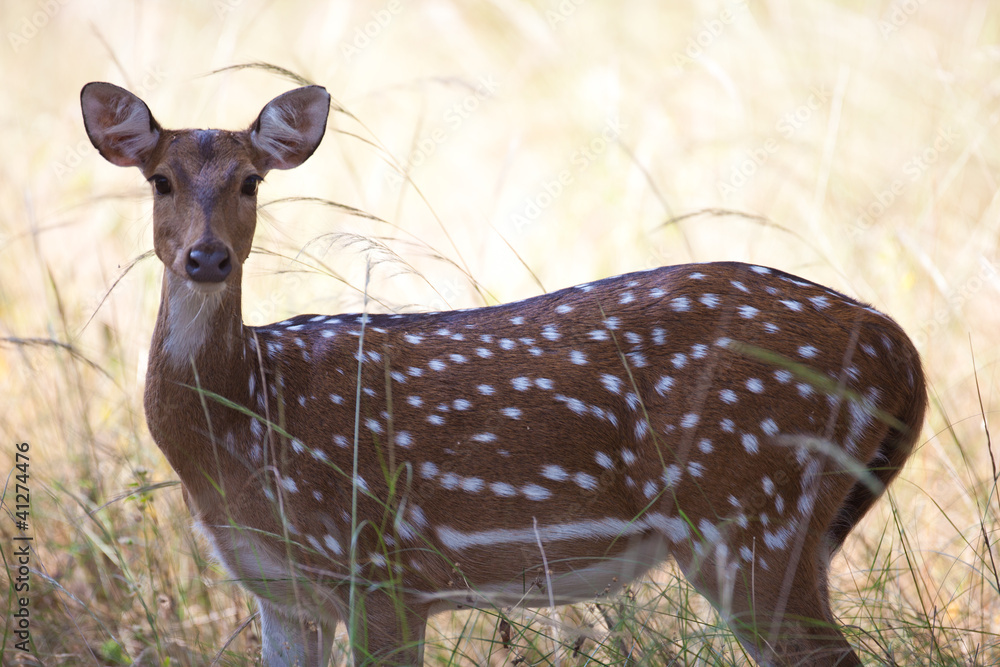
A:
[{"xmin": 1, "ymin": 0, "xmax": 998, "ymax": 664}]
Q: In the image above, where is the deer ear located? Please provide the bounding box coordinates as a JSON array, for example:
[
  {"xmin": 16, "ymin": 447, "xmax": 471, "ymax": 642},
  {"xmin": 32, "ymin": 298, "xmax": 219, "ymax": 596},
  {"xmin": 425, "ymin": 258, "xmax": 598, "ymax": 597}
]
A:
[
  {"xmin": 249, "ymin": 86, "xmax": 330, "ymax": 171},
  {"xmin": 81, "ymin": 82, "xmax": 162, "ymax": 168}
]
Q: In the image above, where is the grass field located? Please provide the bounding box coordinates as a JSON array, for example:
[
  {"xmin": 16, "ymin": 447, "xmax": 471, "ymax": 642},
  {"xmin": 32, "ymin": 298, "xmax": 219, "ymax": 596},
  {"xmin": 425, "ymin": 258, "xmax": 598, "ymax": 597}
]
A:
[{"xmin": 1, "ymin": 0, "xmax": 999, "ymax": 664}]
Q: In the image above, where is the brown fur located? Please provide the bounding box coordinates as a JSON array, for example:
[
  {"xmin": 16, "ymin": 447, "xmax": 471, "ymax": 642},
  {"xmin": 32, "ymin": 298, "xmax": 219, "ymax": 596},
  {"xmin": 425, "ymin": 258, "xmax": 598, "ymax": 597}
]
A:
[{"xmin": 82, "ymin": 81, "xmax": 926, "ymax": 666}]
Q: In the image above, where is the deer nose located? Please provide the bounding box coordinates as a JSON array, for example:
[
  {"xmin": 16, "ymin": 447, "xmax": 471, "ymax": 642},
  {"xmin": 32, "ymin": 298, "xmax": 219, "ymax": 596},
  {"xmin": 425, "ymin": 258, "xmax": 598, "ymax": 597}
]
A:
[{"xmin": 185, "ymin": 242, "xmax": 232, "ymax": 283}]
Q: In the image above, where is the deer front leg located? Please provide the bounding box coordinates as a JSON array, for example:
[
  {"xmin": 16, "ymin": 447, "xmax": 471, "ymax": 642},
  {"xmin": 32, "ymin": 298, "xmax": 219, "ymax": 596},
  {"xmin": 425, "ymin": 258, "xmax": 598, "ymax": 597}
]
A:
[{"xmin": 259, "ymin": 598, "xmax": 335, "ymax": 667}]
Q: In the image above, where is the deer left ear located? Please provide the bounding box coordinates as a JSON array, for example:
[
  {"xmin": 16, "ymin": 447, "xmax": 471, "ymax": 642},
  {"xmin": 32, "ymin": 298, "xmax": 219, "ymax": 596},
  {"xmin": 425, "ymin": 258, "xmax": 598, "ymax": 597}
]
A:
[{"xmin": 249, "ymin": 85, "xmax": 330, "ymax": 171}]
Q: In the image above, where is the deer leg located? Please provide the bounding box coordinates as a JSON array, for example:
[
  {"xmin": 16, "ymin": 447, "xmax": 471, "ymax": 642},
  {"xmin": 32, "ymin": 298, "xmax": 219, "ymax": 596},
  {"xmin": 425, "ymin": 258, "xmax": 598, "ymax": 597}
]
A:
[
  {"xmin": 350, "ymin": 591, "xmax": 430, "ymax": 666},
  {"xmin": 691, "ymin": 551, "xmax": 861, "ymax": 667},
  {"xmin": 730, "ymin": 603, "xmax": 861, "ymax": 667},
  {"xmin": 259, "ymin": 598, "xmax": 335, "ymax": 667},
  {"xmin": 756, "ymin": 561, "xmax": 862, "ymax": 667}
]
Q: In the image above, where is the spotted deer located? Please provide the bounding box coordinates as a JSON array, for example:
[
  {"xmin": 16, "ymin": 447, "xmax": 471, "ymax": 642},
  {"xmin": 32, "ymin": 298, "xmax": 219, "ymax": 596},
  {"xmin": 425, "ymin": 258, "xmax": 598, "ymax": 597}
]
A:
[{"xmin": 81, "ymin": 81, "xmax": 926, "ymax": 666}]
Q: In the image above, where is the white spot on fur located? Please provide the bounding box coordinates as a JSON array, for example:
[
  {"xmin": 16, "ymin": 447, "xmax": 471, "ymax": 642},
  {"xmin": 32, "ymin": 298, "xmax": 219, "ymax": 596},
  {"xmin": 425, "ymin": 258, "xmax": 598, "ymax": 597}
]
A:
[
  {"xmin": 780, "ymin": 300, "xmax": 803, "ymax": 312},
  {"xmin": 521, "ymin": 484, "xmax": 552, "ymax": 500},
  {"xmin": 491, "ymin": 481, "xmax": 517, "ymax": 497},
  {"xmin": 661, "ymin": 464, "xmax": 682, "ymax": 487},
  {"xmin": 655, "ymin": 376, "xmax": 674, "ymax": 395},
  {"xmin": 575, "ymin": 472, "xmax": 598, "ymax": 490},
  {"xmin": 512, "ymin": 377, "xmax": 531, "ymax": 391},
  {"xmin": 680, "ymin": 413, "xmax": 699, "ymax": 428}
]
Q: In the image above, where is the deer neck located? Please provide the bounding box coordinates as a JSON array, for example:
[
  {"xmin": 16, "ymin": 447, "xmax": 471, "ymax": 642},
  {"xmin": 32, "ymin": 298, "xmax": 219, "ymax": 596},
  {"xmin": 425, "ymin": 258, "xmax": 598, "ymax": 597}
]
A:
[{"xmin": 144, "ymin": 268, "xmax": 253, "ymax": 500}]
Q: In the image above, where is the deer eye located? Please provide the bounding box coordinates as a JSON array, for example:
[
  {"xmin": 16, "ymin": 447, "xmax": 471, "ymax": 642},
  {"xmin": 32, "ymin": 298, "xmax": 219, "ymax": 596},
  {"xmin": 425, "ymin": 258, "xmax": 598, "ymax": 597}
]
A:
[
  {"xmin": 241, "ymin": 175, "xmax": 262, "ymax": 197},
  {"xmin": 149, "ymin": 175, "xmax": 172, "ymax": 195}
]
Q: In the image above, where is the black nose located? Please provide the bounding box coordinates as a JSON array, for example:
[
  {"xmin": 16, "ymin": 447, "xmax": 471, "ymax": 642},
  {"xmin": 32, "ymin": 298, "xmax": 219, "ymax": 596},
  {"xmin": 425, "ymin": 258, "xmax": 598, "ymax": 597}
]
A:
[{"xmin": 186, "ymin": 242, "xmax": 232, "ymax": 283}]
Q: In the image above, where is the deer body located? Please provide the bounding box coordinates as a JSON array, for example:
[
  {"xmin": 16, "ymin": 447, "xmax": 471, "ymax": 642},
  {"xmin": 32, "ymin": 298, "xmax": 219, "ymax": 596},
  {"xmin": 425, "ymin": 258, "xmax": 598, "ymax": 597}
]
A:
[{"xmin": 83, "ymin": 82, "xmax": 926, "ymax": 666}]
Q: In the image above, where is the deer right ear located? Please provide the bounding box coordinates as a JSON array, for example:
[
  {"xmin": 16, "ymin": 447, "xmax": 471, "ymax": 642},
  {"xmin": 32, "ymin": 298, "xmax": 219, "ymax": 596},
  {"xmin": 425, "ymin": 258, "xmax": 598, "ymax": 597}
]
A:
[
  {"xmin": 249, "ymin": 85, "xmax": 330, "ymax": 171},
  {"xmin": 81, "ymin": 82, "xmax": 161, "ymax": 168}
]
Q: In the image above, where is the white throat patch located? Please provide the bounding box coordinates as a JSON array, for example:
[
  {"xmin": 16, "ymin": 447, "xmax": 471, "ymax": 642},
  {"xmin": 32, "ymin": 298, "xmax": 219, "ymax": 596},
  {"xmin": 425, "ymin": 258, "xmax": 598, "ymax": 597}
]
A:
[{"xmin": 162, "ymin": 274, "xmax": 227, "ymax": 368}]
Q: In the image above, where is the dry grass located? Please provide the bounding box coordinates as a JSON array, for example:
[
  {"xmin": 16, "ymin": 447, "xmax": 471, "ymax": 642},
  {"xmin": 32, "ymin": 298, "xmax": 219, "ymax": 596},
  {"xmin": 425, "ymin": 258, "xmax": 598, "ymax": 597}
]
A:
[{"xmin": 1, "ymin": 0, "xmax": 999, "ymax": 664}]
